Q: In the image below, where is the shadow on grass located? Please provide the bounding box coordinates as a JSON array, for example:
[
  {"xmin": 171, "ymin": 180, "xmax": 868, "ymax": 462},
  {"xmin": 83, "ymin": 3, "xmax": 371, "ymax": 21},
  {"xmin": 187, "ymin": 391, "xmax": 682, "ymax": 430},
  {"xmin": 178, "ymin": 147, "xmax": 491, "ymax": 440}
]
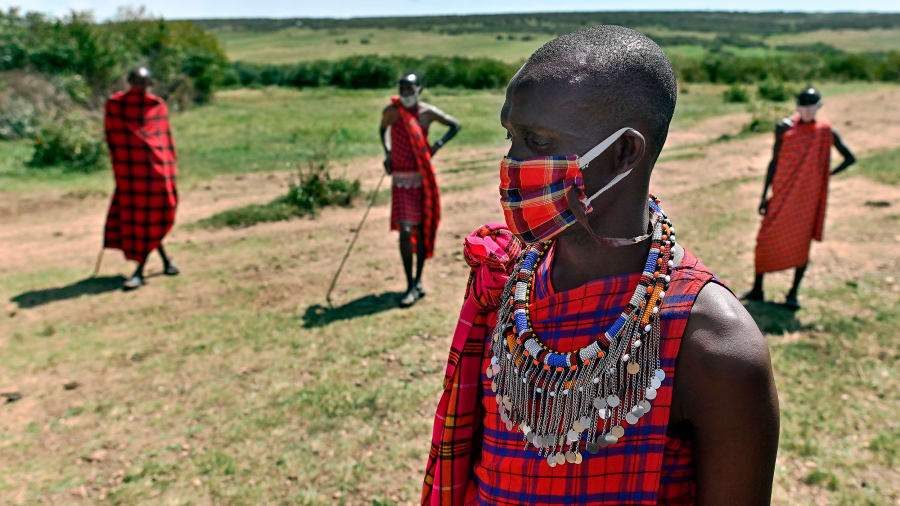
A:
[
  {"xmin": 742, "ymin": 299, "xmax": 812, "ymax": 334},
  {"xmin": 301, "ymin": 291, "xmax": 403, "ymax": 328},
  {"xmin": 10, "ymin": 275, "xmax": 126, "ymax": 309}
]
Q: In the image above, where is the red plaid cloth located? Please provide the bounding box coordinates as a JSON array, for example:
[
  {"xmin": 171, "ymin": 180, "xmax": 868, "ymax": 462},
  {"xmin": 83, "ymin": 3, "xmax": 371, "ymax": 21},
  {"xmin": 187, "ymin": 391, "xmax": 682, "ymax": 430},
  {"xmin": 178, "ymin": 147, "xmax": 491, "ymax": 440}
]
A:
[
  {"xmin": 389, "ymin": 97, "xmax": 440, "ymax": 258},
  {"xmin": 103, "ymin": 88, "xmax": 178, "ymax": 262},
  {"xmin": 755, "ymin": 116, "xmax": 832, "ymax": 273},
  {"xmin": 422, "ymin": 227, "xmax": 718, "ymax": 505},
  {"xmin": 391, "ymin": 183, "xmax": 424, "ymax": 226}
]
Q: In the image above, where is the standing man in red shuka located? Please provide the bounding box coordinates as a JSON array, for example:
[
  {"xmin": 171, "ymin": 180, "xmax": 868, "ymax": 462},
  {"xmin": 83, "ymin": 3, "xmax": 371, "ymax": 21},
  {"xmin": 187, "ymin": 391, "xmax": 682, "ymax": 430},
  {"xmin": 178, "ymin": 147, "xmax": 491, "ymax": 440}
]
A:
[
  {"xmin": 744, "ymin": 86, "xmax": 855, "ymax": 309},
  {"xmin": 379, "ymin": 73, "xmax": 461, "ymax": 307},
  {"xmin": 421, "ymin": 26, "xmax": 779, "ymax": 506},
  {"xmin": 103, "ymin": 67, "xmax": 180, "ymax": 291}
]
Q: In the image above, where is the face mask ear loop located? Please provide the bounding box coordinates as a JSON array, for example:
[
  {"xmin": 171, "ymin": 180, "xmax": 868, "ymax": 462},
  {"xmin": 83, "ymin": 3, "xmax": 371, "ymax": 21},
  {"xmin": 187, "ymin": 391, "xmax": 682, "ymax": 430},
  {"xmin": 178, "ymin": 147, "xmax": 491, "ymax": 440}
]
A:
[
  {"xmin": 575, "ymin": 126, "xmax": 635, "ymax": 211},
  {"xmin": 576, "ymin": 126, "xmax": 634, "ymax": 169},
  {"xmin": 582, "ymin": 167, "xmax": 634, "ymax": 207}
]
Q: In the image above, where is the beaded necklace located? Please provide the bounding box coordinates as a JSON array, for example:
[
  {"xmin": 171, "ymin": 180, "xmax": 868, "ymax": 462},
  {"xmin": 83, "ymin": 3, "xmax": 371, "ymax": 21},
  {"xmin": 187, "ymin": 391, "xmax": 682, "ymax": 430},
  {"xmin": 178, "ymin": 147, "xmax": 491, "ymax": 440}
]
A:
[{"xmin": 488, "ymin": 196, "xmax": 676, "ymax": 467}]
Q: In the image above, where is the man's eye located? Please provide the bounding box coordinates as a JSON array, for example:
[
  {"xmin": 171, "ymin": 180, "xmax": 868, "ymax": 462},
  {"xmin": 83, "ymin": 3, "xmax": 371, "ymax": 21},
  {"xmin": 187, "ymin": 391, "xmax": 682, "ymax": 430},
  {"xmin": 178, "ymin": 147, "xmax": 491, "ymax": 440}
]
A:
[{"xmin": 530, "ymin": 137, "xmax": 550, "ymax": 148}]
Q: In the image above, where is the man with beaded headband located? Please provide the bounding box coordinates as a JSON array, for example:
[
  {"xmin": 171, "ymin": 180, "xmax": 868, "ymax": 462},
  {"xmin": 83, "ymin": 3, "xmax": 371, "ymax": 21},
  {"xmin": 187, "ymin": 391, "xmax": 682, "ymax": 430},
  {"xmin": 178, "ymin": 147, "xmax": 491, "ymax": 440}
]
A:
[{"xmin": 422, "ymin": 26, "xmax": 779, "ymax": 505}]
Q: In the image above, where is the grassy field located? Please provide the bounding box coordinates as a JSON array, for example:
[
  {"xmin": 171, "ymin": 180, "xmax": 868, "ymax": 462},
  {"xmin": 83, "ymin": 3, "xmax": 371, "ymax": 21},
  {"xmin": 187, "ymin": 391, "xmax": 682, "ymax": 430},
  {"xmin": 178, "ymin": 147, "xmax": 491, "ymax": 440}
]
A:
[
  {"xmin": 1, "ymin": 74, "xmax": 899, "ymax": 504},
  {"xmin": 214, "ymin": 26, "xmax": 900, "ymax": 65},
  {"xmin": 766, "ymin": 28, "xmax": 900, "ymax": 52},
  {"xmin": 215, "ymin": 27, "xmax": 555, "ymax": 64},
  {"xmin": 2, "ymin": 81, "xmax": 889, "ymax": 197},
  {"xmin": 213, "ymin": 26, "xmax": 743, "ymax": 64}
]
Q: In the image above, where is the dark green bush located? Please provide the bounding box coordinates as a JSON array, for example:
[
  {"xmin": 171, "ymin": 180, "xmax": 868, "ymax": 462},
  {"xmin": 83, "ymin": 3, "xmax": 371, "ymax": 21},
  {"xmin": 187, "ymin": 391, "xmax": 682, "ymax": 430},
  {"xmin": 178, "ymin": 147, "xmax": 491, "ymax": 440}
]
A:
[
  {"xmin": 226, "ymin": 49, "xmax": 898, "ymax": 92},
  {"xmin": 286, "ymin": 144, "xmax": 361, "ymax": 215},
  {"xmin": 328, "ymin": 55, "xmax": 396, "ymax": 88},
  {"xmin": 29, "ymin": 115, "xmax": 105, "ymax": 171},
  {"xmin": 226, "ymin": 55, "xmax": 519, "ymax": 90},
  {"xmin": 197, "ymin": 140, "xmax": 361, "ymax": 228},
  {"xmin": 722, "ymin": 84, "xmax": 750, "ymax": 103},
  {"xmin": 757, "ymin": 80, "xmax": 790, "ymax": 102},
  {"xmin": 283, "ymin": 173, "xmax": 360, "ymax": 213}
]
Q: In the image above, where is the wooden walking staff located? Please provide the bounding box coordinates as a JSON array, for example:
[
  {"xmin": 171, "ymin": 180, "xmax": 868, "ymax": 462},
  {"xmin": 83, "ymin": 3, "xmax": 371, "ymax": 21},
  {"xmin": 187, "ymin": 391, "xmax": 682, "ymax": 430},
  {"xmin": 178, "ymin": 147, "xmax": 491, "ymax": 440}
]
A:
[
  {"xmin": 91, "ymin": 247, "xmax": 105, "ymax": 277},
  {"xmin": 325, "ymin": 172, "xmax": 387, "ymax": 308}
]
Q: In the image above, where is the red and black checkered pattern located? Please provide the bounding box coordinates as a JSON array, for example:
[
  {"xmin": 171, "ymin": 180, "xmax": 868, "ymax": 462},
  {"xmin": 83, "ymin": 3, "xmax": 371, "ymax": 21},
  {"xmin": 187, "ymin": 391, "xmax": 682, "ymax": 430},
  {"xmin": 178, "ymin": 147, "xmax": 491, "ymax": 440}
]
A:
[
  {"xmin": 103, "ymin": 88, "xmax": 178, "ymax": 262},
  {"xmin": 389, "ymin": 97, "xmax": 440, "ymax": 258},
  {"xmin": 422, "ymin": 228, "xmax": 719, "ymax": 505}
]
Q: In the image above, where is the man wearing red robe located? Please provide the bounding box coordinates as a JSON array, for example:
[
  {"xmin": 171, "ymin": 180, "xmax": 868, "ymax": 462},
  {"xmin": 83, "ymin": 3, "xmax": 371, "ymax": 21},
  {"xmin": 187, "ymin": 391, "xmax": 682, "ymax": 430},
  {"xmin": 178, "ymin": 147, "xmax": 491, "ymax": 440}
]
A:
[
  {"xmin": 103, "ymin": 67, "xmax": 180, "ymax": 291},
  {"xmin": 421, "ymin": 26, "xmax": 779, "ymax": 505},
  {"xmin": 744, "ymin": 86, "xmax": 855, "ymax": 309},
  {"xmin": 379, "ymin": 73, "xmax": 461, "ymax": 307}
]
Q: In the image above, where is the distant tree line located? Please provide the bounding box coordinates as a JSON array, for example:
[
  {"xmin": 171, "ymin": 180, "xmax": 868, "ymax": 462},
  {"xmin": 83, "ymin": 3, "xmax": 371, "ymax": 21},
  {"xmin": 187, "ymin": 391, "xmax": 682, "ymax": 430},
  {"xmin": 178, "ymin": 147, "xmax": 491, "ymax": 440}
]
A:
[
  {"xmin": 0, "ymin": 8, "xmax": 228, "ymax": 106},
  {"xmin": 227, "ymin": 49, "xmax": 900, "ymax": 90},
  {"xmin": 225, "ymin": 55, "xmax": 514, "ymax": 89},
  {"xmin": 194, "ymin": 11, "xmax": 900, "ymax": 36}
]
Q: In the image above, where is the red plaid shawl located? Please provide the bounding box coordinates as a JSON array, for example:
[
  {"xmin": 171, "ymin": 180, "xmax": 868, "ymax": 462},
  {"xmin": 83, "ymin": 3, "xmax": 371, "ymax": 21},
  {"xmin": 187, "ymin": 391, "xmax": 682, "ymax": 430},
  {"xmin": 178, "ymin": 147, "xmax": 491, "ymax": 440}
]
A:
[
  {"xmin": 103, "ymin": 88, "xmax": 178, "ymax": 262},
  {"xmin": 755, "ymin": 116, "xmax": 832, "ymax": 273},
  {"xmin": 422, "ymin": 225, "xmax": 717, "ymax": 505},
  {"xmin": 390, "ymin": 97, "xmax": 440, "ymax": 258}
]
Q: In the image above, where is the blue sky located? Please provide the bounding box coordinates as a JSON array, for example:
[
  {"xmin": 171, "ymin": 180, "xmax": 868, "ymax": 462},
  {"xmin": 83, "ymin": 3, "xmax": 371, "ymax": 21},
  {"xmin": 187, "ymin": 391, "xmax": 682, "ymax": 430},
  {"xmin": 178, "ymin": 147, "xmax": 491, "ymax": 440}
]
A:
[{"xmin": 4, "ymin": 0, "xmax": 898, "ymax": 19}]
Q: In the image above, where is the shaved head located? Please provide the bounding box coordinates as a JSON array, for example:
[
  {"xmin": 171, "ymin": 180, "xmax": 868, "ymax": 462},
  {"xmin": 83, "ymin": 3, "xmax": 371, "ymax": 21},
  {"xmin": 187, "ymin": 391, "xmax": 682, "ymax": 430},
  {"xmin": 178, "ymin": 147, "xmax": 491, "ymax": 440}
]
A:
[{"xmin": 516, "ymin": 25, "xmax": 677, "ymax": 162}]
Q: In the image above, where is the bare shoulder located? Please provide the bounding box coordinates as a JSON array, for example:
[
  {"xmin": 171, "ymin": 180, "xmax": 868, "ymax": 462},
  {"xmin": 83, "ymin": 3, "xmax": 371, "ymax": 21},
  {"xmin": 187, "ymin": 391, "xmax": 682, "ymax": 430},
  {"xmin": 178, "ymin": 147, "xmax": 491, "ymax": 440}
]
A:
[
  {"xmin": 420, "ymin": 102, "xmax": 456, "ymax": 123},
  {"xmin": 418, "ymin": 101, "xmax": 439, "ymax": 112},
  {"xmin": 418, "ymin": 101, "xmax": 439, "ymax": 118},
  {"xmin": 680, "ymin": 282, "xmax": 773, "ymax": 388},
  {"xmin": 775, "ymin": 117, "xmax": 793, "ymax": 134}
]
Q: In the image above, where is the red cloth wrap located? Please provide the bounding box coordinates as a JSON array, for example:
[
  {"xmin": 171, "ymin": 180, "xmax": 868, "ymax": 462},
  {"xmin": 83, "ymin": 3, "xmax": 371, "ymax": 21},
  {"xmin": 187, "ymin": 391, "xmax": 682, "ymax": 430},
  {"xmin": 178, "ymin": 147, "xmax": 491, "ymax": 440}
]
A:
[
  {"xmin": 421, "ymin": 224, "xmax": 521, "ymax": 505},
  {"xmin": 390, "ymin": 97, "xmax": 440, "ymax": 258},
  {"xmin": 103, "ymin": 88, "xmax": 178, "ymax": 262},
  {"xmin": 755, "ymin": 116, "xmax": 832, "ymax": 273}
]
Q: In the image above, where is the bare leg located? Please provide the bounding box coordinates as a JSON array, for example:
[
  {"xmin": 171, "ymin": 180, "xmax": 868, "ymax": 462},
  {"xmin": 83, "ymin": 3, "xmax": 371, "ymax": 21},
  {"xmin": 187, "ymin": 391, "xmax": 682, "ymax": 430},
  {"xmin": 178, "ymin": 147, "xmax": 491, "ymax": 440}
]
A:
[
  {"xmin": 414, "ymin": 223, "xmax": 426, "ymax": 295},
  {"xmin": 785, "ymin": 264, "xmax": 807, "ymax": 309},
  {"xmin": 399, "ymin": 225, "xmax": 420, "ymax": 307},
  {"xmin": 158, "ymin": 244, "xmax": 179, "ymax": 275},
  {"xmin": 399, "ymin": 227, "xmax": 414, "ymax": 290},
  {"xmin": 123, "ymin": 260, "xmax": 146, "ymax": 291},
  {"xmin": 742, "ymin": 273, "xmax": 764, "ymax": 301}
]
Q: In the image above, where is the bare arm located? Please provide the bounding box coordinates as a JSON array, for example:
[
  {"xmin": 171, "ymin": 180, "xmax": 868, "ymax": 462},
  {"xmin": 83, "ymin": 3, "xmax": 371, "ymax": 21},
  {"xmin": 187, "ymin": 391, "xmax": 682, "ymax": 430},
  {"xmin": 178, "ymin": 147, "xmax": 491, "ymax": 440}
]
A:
[
  {"xmin": 424, "ymin": 104, "xmax": 461, "ymax": 156},
  {"xmin": 379, "ymin": 105, "xmax": 397, "ymax": 174},
  {"xmin": 830, "ymin": 130, "xmax": 856, "ymax": 176},
  {"xmin": 759, "ymin": 119, "xmax": 790, "ymax": 215},
  {"xmin": 677, "ymin": 283, "xmax": 780, "ymax": 505}
]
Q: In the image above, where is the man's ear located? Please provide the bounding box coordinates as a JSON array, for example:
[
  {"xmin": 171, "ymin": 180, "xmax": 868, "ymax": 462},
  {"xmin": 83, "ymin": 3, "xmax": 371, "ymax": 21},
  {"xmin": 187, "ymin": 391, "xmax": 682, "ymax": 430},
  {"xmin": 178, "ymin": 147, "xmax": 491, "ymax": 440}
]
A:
[{"xmin": 617, "ymin": 129, "xmax": 646, "ymax": 172}]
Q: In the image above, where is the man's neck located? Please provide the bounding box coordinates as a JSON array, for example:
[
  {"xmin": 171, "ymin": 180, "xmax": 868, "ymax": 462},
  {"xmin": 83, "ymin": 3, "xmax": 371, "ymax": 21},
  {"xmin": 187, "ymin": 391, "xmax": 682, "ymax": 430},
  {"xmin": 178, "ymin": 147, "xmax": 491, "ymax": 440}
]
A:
[{"xmin": 551, "ymin": 195, "xmax": 651, "ymax": 292}]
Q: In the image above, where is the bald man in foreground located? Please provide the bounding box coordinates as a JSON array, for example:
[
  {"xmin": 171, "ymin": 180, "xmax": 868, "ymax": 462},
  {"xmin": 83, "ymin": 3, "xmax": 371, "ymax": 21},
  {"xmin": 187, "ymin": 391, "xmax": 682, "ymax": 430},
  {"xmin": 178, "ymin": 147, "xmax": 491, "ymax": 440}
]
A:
[{"xmin": 421, "ymin": 26, "xmax": 779, "ymax": 505}]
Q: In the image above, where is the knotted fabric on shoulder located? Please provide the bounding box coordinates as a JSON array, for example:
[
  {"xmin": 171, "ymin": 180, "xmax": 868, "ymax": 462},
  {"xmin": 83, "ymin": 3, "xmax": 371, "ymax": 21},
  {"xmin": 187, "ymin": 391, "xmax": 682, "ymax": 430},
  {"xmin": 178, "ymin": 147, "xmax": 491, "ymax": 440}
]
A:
[{"xmin": 421, "ymin": 223, "xmax": 520, "ymax": 506}]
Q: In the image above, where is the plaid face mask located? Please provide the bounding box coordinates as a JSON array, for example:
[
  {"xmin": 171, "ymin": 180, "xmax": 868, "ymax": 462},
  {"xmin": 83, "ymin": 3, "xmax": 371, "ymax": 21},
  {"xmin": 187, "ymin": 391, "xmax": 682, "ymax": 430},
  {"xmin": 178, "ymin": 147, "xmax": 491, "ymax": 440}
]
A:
[{"xmin": 499, "ymin": 127, "xmax": 635, "ymax": 244}]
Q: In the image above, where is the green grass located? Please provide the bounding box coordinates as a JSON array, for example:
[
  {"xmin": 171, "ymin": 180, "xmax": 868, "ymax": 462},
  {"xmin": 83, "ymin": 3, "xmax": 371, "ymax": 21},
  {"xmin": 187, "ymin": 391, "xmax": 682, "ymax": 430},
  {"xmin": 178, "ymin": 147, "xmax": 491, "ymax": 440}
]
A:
[
  {"xmin": 195, "ymin": 199, "xmax": 309, "ymax": 228},
  {"xmin": 765, "ymin": 28, "xmax": 900, "ymax": 52},
  {"xmin": 215, "ymin": 26, "xmax": 900, "ymax": 66},
  {"xmin": 215, "ymin": 27, "xmax": 553, "ymax": 64},
  {"xmin": 856, "ymin": 147, "xmax": 900, "ymax": 186},
  {"xmin": 1, "ymin": 81, "xmax": 891, "ymax": 198},
  {"xmin": 0, "ymin": 84, "xmax": 744, "ymax": 195},
  {"xmin": 0, "ymin": 87, "xmax": 506, "ymax": 194}
]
